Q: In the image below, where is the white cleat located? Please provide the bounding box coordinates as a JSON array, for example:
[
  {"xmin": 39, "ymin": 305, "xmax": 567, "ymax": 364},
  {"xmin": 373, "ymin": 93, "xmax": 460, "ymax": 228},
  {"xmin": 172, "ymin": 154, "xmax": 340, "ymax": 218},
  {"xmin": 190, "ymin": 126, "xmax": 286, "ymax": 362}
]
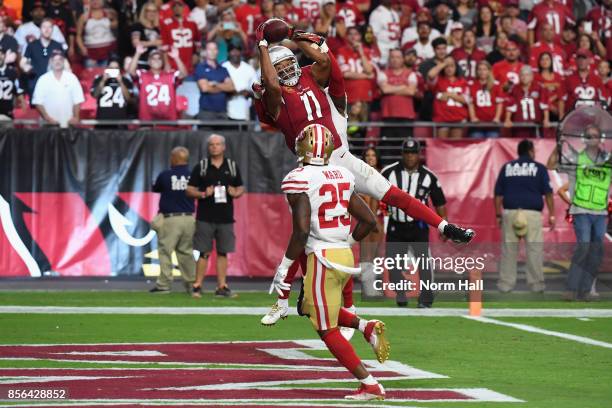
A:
[
  {"xmin": 340, "ymin": 305, "xmax": 356, "ymax": 340},
  {"xmin": 260, "ymin": 302, "xmax": 289, "ymax": 326}
]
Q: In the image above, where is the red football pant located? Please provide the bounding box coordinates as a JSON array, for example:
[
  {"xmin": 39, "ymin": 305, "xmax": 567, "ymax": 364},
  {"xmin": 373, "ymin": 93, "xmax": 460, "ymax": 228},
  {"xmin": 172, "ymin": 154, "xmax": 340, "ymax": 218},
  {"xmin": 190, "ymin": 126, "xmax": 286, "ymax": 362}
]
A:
[
  {"xmin": 382, "ymin": 185, "xmax": 443, "ymax": 228},
  {"xmin": 322, "ymin": 327, "xmax": 361, "ymax": 372},
  {"xmin": 280, "ymin": 252, "xmax": 354, "ymax": 308}
]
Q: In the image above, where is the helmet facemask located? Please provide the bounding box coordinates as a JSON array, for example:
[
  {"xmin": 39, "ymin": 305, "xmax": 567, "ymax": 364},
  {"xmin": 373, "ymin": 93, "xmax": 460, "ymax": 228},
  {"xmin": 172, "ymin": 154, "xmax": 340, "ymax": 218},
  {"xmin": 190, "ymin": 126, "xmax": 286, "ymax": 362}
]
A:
[{"xmin": 274, "ymin": 57, "xmax": 302, "ymax": 87}]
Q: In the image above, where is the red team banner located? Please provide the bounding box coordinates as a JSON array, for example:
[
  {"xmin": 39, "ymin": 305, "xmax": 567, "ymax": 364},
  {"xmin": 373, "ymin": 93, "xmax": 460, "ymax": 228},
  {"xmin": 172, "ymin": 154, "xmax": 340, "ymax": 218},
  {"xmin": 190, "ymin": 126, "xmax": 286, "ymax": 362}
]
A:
[{"xmin": 0, "ymin": 129, "xmax": 597, "ymax": 278}]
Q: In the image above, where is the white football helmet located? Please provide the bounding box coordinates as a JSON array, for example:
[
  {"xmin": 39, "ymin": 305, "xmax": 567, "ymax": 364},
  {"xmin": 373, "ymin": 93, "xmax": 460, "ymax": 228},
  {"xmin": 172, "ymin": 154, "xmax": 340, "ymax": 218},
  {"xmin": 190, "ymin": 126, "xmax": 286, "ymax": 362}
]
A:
[{"xmin": 269, "ymin": 45, "xmax": 301, "ymax": 87}]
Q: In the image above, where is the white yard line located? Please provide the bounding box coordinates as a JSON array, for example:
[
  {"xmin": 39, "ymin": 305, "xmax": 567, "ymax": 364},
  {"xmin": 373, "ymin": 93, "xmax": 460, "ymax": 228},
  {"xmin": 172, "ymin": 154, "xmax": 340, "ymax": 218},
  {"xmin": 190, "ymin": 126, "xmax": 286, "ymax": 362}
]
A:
[
  {"xmin": 0, "ymin": 306, "xmax": 611, "ymax": 317},
  {"xmin": 465, "ymin": 316, "xmax": 612, "ymax": 349}
]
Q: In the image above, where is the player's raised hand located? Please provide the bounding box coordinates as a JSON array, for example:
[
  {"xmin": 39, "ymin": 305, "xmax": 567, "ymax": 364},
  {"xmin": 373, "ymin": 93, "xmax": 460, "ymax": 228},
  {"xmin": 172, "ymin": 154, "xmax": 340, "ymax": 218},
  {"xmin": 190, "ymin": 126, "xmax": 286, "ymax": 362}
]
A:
[
  {"xmin": 168, "ymin": 47, "xmax": 180, "ymax": 61},
  {"xmin": 291, "ymin": 30, "xmax": 325, "ymax": 46},
  {"xmin": 269, "ymin": 264, "xmax": 291, "ymax": 296}
]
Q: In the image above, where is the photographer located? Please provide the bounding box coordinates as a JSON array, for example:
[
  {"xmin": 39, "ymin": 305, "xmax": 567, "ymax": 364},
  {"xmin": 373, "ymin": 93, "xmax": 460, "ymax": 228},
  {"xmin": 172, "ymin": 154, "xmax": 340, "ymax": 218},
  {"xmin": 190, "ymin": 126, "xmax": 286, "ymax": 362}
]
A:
[{"xmin": 91, "ymin": 55, "xmax": 135, "ymax": 128}]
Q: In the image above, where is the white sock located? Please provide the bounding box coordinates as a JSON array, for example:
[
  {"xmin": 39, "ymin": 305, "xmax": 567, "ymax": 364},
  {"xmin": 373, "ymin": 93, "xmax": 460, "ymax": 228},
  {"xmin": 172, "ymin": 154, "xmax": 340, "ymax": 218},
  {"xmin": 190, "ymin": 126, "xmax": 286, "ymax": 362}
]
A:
[
  {"xmin": 277, "ymin": 298, "xmax": 289, "ymax": 308},
  {"xmin": 360, "ymin": 375, "xmax": 378, "ymax": 386},
  {"xmin": 358, "ymin": 319, "xmax": 367, "ymax": 333}
]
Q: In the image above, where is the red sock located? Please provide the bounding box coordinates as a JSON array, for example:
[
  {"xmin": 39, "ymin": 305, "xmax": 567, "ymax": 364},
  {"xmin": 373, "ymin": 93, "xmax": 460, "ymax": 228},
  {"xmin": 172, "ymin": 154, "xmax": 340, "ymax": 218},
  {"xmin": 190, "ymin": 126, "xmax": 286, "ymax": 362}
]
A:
[
  {"xmin": 382, "ymin": 185, "xmax": 443, "ymax": 228},
  {"xmin": 342, "ymin": 277, "xmax": 354, "ymax": 308},
  {"xmin": 279, "ymin": 252, "xmax": 307, "ymax": 299},
  {"xmin": 338, "ymin": 307, "xmax": 357, "ymax": 328},
  {"xmin": 322, "ymin": 327, "xmax": 361, "ymax": 372},
  {"xmin": 327, "ymin": 51, "xmax": 345, "ymax": 98}
]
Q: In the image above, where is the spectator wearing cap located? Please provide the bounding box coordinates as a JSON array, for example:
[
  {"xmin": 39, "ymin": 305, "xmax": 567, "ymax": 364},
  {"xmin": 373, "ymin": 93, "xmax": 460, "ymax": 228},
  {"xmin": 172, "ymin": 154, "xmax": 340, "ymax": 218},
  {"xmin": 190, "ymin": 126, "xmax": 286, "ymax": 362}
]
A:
[
  {"xmin": 401, "ymin": 8, "xmax": 441, "ymax": 48},
  {"xmin": 567, "ymin": 33, "xmax": 605, "ymax": 74},
  {"xmin": 91, "ymin": 54, "xmax": 135, "ymax": 128},
  {"xmin": 492, "ymin": 40, "xmax": 525, "ymax": 95},
  {"xmin": 456, "ymin": 0, "xmax": 477, "ymax": 30},
  {"xmin": 447, "ymin": 21, "xmax": 464, "ymax": 53},
  {"xmin": 161, "ymin": 0, "xmax": 201, "ymax": 73},
  {"xmin": 337, "ymin": 26, "xmax": 377, "ymax": 114},
  {"xmin": 564, "ymin": 49, "xmax": 609, "ymax": 109},
  {"xmin": 504, "ymin": 65, "xmax": 550, "ymax": 138},
  {"xmin": 32, "ymin": 50, "xmax": 83, "ymax": 127},
  {"xmin": 369, "ymin": 0, "xmax": 401, "ymax": 65},
  {"xmin": 19, "ymin": 17, "xmax": 65, "ymax": 98},
  {"xmin": 15, "ymin": 3, "xmax": 66, "ymax": 52},
  {"xmin": 494, "ymin": 139, "xmax": 554, "ymax": 293},
  {"xmin": 381, "ymin": 138, "xmax": 448, "ymax": 308},
  {"xmin": 222, "ymin": 44, "xmax": 257, "ymax": 122},
  {"xmin": 0, "ymin": 18, "xmax": 17, "ymax": 66},
  {"xmin": 76, "ymin": 0, "xmax": 118, "ymax": 67},
  {"xmin": 474, "ymin": 5, "xmax": 497, "ymax": 53},
  {"xmin": 451, "ymin": 29, "xmax": 487, "ymax": 79},
  {"xmin": 0, "ymin": 47, "xmax": 23, "ymax": 121},
  {"xmin": 378, "ymin": 49, "xmax": 422, "ymax": 162},
  {"xmin": 130, "ymin": 1, "xmax": 162, "ymax": 70},
  {"xmin": 195, "ymin": 41, "xmax": 235, "ymax": 123}
]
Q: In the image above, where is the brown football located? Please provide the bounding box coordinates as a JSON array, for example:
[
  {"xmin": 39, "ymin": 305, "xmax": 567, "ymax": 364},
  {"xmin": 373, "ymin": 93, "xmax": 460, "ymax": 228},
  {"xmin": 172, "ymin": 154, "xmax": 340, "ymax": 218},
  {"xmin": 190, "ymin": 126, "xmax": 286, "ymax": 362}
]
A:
[{"xmin": 263, "ymin": 18, "xmax": 290, "ymax": 43}]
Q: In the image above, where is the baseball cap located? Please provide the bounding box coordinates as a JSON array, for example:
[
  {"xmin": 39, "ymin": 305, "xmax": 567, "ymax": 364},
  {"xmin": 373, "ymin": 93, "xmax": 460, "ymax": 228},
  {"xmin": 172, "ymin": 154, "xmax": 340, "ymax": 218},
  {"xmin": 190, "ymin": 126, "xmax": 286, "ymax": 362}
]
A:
[
  {"xmin": 402, "ymin": 46, "xmax": 417, "ymax": 56},
  {"xmin": 170, "ymin": 0, "xmax": 185, "ymax": 6},
  {"xmin": 576, "ymin": 49, "xmax": 592, "ymax": 58},
  {"xmin": 451, "ymin": 22, "xmax": 464, "ymax": 32},
  {"xmin": 32, "ymin": 1, "xmax": 44, "ymax": 9},
  {"xmin": 402, "ymin": 138, "xmax": 421, "ymax": 153},
  {"xmin": 512, "ymin": 210, "xmax": 528, "ymax": 237}
]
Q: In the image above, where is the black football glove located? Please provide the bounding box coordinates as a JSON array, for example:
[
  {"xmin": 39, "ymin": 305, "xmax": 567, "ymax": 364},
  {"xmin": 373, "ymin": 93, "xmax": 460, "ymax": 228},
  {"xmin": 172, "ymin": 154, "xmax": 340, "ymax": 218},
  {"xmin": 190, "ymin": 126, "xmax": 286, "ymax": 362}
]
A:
[{"xmin": 443, "ymin": 224, "xmax": 475, "ymax": 243}]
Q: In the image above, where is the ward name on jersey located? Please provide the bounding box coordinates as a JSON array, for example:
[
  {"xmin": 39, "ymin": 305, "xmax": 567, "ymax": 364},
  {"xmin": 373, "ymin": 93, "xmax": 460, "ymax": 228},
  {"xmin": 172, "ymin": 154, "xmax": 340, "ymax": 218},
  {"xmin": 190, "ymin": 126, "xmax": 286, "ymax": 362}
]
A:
[{"xmin": 282, "ymin": 164, "xmax": 355, "ymax": 253}]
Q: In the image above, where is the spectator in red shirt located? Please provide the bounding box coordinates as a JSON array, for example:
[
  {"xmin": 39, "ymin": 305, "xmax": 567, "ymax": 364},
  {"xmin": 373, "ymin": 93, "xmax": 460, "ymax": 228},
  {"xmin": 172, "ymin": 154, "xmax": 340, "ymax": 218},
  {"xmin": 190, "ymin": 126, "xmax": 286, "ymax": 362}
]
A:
[
  {"xmin": 564, "ymin": 49, "xmax": 610, "ymax": 109},
  {"xmin": 160, "ymin": 0, "xmax": 200, "ymax": 74},
  {"xmin": 566, "ymin": 33, "xmax": 605, "ymax": 74},
  {"xmin": 235, "ymin": 0, "xmax": 261, "ymax": 38},
  {"xmin": 535, "ymin": 52, "xmax": 566, "ymax": 121},
  {"xmin": 378, "ymin": 48, "xmax": 421, "ymax": 142},
  {"xmin": 585, "ymin": 0, "xmax": 612, "ymax": 61},
  {"xmin": 505, "ymin": 65, "xmax": 550, "ymax": 138},
  {"xmin": 337, "ymin": 0, "xmax": 365, "ymax": 29},
  {"xmin": 529, "ymin": 23, "xmax": 567, "ymax": 76},
  {"xmin": 0, "ymin": 0, "xmax": 18, "ymax": 27},
  {"xmin": 451, "ymin": 29, "xmax": 487, "ymax": 79},
  {"xmin": 429, "ymin": 55, "xmax": 469, "ymax": 138},
  {"xmin": 279, "ymin": 0, "xmax": 308, "ymax": 29},
  {"xmin": 492, "ymin": 40, "xmax": 525, "ymax": 95},
  {"xmin": 527, "ymin": 0, "xmax": 575, "ymax": 46},
  {"xmin": 337, "ymin": 26, "xmax": 376, "ymax": 112},
  {"xmin": 468, "ymin": 60, "xmax": 502, "ymax": 138},
  {"xmin": 560, "ymin": 23, "xmax": 578, "ymax": 58},
  {"xmin": 314, "ymin": 0, "xmax": 346, "ymax": 52}
]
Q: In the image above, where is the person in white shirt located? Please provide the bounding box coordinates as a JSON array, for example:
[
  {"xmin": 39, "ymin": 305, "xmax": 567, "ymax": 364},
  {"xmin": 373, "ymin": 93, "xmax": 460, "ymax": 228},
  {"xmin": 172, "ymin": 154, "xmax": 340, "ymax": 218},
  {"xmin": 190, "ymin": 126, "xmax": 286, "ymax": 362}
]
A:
[
  {"xmin": 14, "ymin": 2, "xmax": 66, "ymax": 52},
  {"xmin": 368, "ymin": 0, "xmax": 400, "ymax": 65},
  {"xmin": 221, "ymin": 45, "xmax": 257, "ymax": 121},
  {"xmin": 189, "ymin": 0, "xmax": 218, "ymax": 32},
  {"xmin": 32, "ymin": 51, "xmax": 84, "ymax": 128}
]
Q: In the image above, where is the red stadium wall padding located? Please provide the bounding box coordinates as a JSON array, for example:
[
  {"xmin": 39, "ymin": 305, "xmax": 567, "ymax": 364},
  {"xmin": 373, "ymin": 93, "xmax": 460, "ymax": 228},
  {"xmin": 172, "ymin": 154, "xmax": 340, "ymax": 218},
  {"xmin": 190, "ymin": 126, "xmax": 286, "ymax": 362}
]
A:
[{"xmin": 0, "ymin": 129, "xmax": 601, "ymax": 278}]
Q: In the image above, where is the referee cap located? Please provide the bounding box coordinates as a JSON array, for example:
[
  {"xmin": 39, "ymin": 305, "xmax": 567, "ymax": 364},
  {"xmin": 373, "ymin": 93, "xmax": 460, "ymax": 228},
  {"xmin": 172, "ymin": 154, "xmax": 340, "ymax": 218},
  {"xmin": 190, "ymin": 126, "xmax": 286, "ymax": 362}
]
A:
[{"xmin": 402, "ymin": 138, "xmax": 421, "ymax": 154}]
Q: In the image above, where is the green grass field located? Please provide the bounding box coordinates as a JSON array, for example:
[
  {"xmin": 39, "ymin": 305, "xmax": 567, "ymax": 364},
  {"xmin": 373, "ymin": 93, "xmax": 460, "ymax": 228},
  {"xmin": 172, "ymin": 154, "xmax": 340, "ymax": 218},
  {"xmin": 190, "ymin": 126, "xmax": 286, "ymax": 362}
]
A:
[{"xmin": 0, "ymin": 291, "xmax": 611, "ymax": 407}]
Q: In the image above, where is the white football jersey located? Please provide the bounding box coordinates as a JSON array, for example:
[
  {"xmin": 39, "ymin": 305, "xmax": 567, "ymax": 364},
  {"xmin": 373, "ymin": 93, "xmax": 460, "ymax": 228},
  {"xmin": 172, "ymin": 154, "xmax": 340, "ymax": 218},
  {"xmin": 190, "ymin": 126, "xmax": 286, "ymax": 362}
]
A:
[{"xmin": 282, "ymin": 164, "xmax": 355, "ymax": 254}]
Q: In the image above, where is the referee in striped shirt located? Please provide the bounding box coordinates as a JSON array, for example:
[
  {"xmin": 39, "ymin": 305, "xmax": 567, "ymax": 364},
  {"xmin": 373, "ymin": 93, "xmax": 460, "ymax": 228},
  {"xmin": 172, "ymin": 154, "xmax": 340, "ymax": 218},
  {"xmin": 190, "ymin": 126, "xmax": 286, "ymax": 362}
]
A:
[{"xmin": 381, "ymin": 139, "xmax": 447, "ymax": 308}]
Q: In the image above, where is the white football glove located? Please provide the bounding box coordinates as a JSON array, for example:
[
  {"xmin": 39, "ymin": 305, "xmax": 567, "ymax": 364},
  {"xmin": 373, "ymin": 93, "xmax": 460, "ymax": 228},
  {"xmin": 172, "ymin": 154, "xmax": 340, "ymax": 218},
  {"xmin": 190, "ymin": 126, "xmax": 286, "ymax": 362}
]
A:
[{"xmin": 269, "ymin": 256, "xmax": 294, "ymax": 296}]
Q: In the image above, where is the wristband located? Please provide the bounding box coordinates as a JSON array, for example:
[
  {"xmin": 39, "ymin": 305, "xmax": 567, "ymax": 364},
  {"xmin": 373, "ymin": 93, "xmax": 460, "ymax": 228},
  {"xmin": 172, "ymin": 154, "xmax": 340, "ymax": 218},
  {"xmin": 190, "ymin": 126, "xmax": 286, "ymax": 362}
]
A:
[
  {"xmin": 437, "ymin": 220, "xmax": 448, "ymax": 234},
  {"xmin": 259, "ymin": 39, "xmax": 269, "ymax": 48},
  {"xmin": 279, "ymin": 255, "xmax": 294, "ymax": 268}
]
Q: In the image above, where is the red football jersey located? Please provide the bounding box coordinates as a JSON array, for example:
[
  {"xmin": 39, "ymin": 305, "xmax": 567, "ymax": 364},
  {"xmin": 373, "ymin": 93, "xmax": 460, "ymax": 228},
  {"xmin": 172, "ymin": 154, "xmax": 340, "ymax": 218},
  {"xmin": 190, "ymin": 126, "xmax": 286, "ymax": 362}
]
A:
[
  {"xmin": 136, "ymin": 70, "xmax": 180, "ymax": 121},
  {"xmin": 161, "ymin": 19, "xmax": 200, "ymax": 73},
  {"xmin": 492, "ymin": 60, "xmax": 526, "ymax": 88},
  {"xmin": 260, "ymin": 66, "xmax": 343, "ymax": 152},
  {"xmin": 534, "ymin": 72, "xmax": 566, "ymax": 111},
  {"xmin": 293, "ymin": 0, "xmax": 322, "ymax": 21},
  {"xmin": 528, "ymin": 42, "xmax": 566, "ymax": 75},
  {"xmin": 432, "ymin": 76, "xmax": 469, "ymax": 123},
  {"xmin": 159, "ymin": 4, "xmax": 190, "ymax": 28},
  {"xmin": 586, "ymin": 4, "xmax": 612, "ymax": 58},
  {"xmin": 468, "ymin": 80, "xmax": 502, "ymax": 121},
  {"xmin": 506, "ymin": 83, "xmax": 549, "ymax": 122},
  {"xmin": 380, "ymin": 67, "xmax": 421, "ymax": 119},
  {"xmin": 564, "ymin": 72, "xmax": 610, "ymax": 109},
  {"xmin": 336, "ymin": 1, "xmax": 364, "ymax": 28},
  {"xmin": 286, "ymin": 6, "xmax": 307, "ymax": 25},
  {"xmin": 235, "ymin": 4, "xmax": 261, "ymax": 36},
  {"xmin": 450, "ymin": 47, "xmax": 487, "ymax": 79},
  {"xmin": 336, "ymin": 45, "xmax": 376, "ymax": 103},
  {"xmin": 527, "ymin": 1, "xmax": 575, "ymax": 42}
]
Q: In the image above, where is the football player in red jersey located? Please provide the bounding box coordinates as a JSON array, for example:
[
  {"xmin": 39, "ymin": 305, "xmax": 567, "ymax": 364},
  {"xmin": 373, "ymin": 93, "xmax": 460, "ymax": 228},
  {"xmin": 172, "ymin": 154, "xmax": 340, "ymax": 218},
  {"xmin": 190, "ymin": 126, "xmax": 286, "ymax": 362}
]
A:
[
  {"xmin": 527, "ymin": 0, "xmax": 575, "ymax": 45},
  {"xmin": 564, "ymin": 49, "xmax": 610, "ymax": 109},
  {"xmin": 255, "ymin": 20, "xmax": 474, "ymax": 326},
  {"xmin": 160, "ymin": 0, "xmax": 200, "ymax": 74},
  {"xmin": 504, "ymin": 66, "xmax": 550, "ymax": 138},
  {"xmin": 450, "ymin": 30, "xmax": 487, "ymax": 80}
]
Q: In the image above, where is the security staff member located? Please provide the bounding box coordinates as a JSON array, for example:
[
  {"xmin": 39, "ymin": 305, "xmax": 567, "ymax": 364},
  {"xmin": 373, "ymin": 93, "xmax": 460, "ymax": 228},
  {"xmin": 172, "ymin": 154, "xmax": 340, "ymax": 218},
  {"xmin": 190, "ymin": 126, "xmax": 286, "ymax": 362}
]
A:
[
  {"xmin": 381, "ymin": 139, "xmax": 447, "ymax": 308},
  {"xmin": 149, "ymin": 146, "xmax": 196, "ymax": 294},
  {"xmin": 186, "ymin": 134, "xmax": 244, "ymax": 298}
]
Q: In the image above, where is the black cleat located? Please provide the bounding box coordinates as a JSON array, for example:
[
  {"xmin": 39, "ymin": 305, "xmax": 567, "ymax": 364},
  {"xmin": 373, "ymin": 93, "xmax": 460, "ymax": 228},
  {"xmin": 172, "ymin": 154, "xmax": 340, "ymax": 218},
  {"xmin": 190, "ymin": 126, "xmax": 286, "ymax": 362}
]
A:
[
  {"xmin": 149, "ymin": 286, "xmax": 170, "ymax": 294},
  {"xmin": 443, "ymin": 224, "xmax": 475, "ymax": 243}
]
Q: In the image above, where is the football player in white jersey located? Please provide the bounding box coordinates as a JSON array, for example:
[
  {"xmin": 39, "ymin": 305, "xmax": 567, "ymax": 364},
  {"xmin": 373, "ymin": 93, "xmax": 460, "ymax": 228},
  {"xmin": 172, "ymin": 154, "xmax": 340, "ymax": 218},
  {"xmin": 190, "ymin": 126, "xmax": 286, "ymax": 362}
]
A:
[{"xmin": 269, "ymin": 123, "xmax": 389, "ymax": 401}]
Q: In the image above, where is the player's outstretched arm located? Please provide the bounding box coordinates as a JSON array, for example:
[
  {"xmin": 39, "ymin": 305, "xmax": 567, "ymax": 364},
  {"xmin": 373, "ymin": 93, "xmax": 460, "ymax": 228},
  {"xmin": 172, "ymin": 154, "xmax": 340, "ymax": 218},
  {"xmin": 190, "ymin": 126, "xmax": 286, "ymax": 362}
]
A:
[
  {"xmin": 347, "ymin": 192, "xmax": 377, "ymax": 242},
  {"xmin": 256, "ymin": 23, "xmax": 282, "ymax": 120},
  {"xmin": 293, "ymin": 32, "xmax": 331, "ymax": 88}
]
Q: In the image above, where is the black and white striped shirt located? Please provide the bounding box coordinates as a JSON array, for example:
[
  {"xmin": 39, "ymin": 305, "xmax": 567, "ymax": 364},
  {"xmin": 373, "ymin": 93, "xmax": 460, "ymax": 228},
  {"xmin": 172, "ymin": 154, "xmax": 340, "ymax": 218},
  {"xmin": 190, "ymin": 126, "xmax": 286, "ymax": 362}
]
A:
[{"xmin": 381, "ymin": 162, "xmax": 446, "ymax": 223}]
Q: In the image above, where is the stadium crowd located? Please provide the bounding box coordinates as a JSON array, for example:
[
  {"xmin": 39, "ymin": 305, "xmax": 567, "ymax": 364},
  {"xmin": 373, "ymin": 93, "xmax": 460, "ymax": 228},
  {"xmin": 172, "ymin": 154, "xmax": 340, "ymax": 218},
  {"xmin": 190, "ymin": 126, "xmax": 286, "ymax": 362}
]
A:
[{"xmin": 0, "ymin": 0, "xmax": 609, "ymax": 139}]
